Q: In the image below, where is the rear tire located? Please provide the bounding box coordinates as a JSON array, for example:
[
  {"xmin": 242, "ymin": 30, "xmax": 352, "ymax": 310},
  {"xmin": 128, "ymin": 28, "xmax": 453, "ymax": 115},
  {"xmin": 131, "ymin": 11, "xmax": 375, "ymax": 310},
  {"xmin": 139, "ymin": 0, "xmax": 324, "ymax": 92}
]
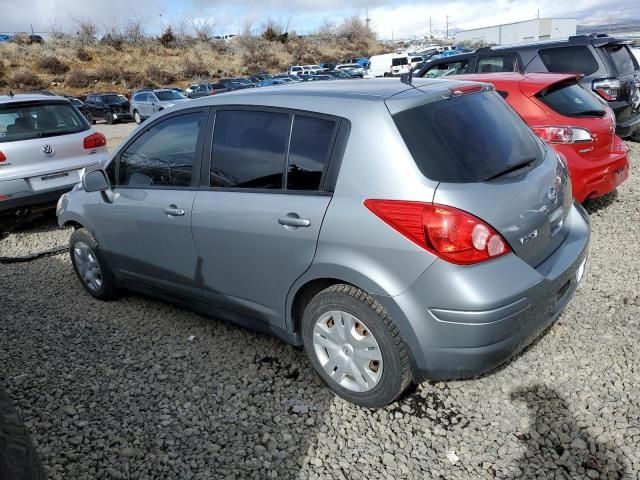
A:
[
  {"xmin": 69, "ymin": 228, "xmax": 117, "ymax": 300},
  {"xmin": 85, "ymin": 112, "xmax": 94, "ymax": 124},
  {"xmin": 105, "ymin": 112, "xmax": 114, "ymax": 125},
  {"xmin": 302, "ymin": 284, "xmax": 412, "ymax": 408},
  {"xmin": 133, "ymin": 110, "xmax": 142, "ymax": 125},
  {"xmin": 0, "ymin": 388, "xmax": 46, "ymax": 480}
]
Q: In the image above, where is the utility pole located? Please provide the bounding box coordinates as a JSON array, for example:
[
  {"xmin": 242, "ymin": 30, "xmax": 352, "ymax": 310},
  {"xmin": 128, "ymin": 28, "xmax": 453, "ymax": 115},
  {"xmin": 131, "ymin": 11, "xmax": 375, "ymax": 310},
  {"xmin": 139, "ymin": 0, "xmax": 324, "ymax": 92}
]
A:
[
  {"xmin": 429, "ymin": 16, "xmax": 432, "ymax": 39},
  {"xmin": 446, "ymin": 15, "xmax": 449, "ymax": 39},
  {"xmin": 365, "ymin": 8, "xmax": 370, "ymax": 30}
]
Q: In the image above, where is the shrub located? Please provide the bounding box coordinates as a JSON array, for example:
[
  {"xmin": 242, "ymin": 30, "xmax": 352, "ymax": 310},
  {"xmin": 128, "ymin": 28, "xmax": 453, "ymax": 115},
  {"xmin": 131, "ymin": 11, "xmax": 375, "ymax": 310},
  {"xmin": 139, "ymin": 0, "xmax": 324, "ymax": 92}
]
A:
[
  {"xmin": 160, "ymin": 26, "xmax": 176, "ymax": 48},
  {"xmin": 95, "ymin": 66, "xmax": 121, "ymax": 82},
  {"xmin": 76, "ymin": 47, "xmax": 92, "ymax": 62},
  {"xmin": 37, "ymin": 56, "xmax": 70, "ymax": 74},
  {"xmin": 9, "ymin": 70, "xmax": 46, "ymax": 89},
  {"xmin": 0, "ymin": 60, "xmax": 4, "ymax": 79},
  {"xmin": 65, "ymin": 70, "xmax": 93, "ymax": 88},
  {"xmin": 181, "ymin": 61, "xmax": 209, "ymax": 80},
  {"xmin": 100, "ymin": 34, "xmax": 123, "ymax": 51},
  {"xmin": 146, "ymin": 65, "xmax": 176, "ymax": 84}
]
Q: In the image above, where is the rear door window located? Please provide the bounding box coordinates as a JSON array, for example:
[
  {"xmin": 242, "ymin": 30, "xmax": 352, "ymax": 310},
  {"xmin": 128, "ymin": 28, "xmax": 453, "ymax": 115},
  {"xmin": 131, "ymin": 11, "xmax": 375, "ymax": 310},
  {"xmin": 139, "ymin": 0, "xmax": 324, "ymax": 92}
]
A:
[
  {"xmin": 287, "ymin": 116, "xmax": 336, "ymax": 191},
  {"xmin": 424, "ymin": 60, "xmax": 470, "ymax": 78},
  {"xmin": 476, "ymin": 55, "xmax": 519, "ymax": 73},
  {"xmin": 539, "ymin": 46, "xmax": 599, "ymax": 76},
  {"xmin": 392, "ymin": 91, "xmax": 542, "ymax": 183},
  {"xmin": 537, "ymin": 81, "xmax": 606, "ymax": 117},
  {"xmin": 118, "ymin": 112, "xmax": 204, "ymax": 187},
  {"xmin": 605, "ymin": 44, "xmax": 637, "ymax": 75},
  {"xmin": 0, "ymin": 101, "xmax": 89, "ymax": 143},
  {"xmin": 210, "ymin": 110, "xmax": 289, "ymax": 189}
]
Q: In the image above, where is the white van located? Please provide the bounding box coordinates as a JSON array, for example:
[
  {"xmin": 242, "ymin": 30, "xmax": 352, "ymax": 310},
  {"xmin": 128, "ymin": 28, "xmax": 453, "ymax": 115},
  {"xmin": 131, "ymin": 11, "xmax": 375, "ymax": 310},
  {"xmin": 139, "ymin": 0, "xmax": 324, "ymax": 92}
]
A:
[{"xmin": 366, "ymin": 53, "xmax": 405, "ymax": 77}]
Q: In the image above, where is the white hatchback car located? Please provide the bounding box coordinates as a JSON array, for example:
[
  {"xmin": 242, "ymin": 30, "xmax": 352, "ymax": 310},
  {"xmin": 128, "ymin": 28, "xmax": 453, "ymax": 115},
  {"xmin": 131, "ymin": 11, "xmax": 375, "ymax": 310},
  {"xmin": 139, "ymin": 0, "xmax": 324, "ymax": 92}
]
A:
[{"xmin": 0, "ymin": 94, "xmax": 109, "ymax": 222}]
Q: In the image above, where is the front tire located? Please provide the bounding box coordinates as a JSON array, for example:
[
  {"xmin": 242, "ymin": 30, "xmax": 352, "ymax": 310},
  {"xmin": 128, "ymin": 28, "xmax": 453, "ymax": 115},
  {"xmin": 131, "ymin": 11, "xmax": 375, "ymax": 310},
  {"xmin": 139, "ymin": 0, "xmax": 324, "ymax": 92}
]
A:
[
  {"xmin": 69, "ymin": 228, "xmax": 117, "ymax": 300},
  {"xmin": 105, "ymin": 112, "xmax": 114, "ymax": 125},
  {"xmin": 302, "ymin": 284, "xmax": 412, "ymax": 408},
  {"xmin": 133, "ymin": 110, "xmax": 142, "ymax": 124}
]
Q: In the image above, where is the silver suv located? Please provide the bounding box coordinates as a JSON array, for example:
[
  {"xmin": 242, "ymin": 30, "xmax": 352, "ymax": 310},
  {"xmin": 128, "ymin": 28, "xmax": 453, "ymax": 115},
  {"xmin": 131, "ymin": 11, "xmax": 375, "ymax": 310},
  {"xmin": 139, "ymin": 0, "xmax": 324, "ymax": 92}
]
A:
[
  {"xmin": 130, "ymin": 89, "xmax": 189, "ymax": 124},
  {"xmin": 0, "ymin": 94, "xmax": 109, "ymax": 223},
  {"xmin": 57, "ymin": 79, "xmax": 590, "ymax": 407}
]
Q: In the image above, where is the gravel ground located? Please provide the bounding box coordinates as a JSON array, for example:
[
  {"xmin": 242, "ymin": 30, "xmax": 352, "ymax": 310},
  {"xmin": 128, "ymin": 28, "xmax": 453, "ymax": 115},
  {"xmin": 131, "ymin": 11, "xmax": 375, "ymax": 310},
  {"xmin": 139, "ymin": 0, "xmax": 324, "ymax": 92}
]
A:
[{"xmin": 1, "ymin": 128, "xmax": 639, "ymax": 479}]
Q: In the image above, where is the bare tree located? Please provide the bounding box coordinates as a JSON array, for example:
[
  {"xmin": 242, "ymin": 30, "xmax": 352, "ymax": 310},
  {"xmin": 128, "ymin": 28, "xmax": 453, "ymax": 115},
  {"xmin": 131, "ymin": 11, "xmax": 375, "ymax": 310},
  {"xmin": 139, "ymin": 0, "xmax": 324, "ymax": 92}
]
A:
[
  {"xmin": 191, "ymin": 17, "xmax": 215, "ymax": 42},
  {"xmin": 71, "ymin": 15, "xmax": 98, "ymax": 44},
  {"xmin": 122, "ymin": 16, "xmax": 146, "ymax": 44},
  {"xmin": 316, "ymin": 18, "xmax": 335, "ymax": 38},
  {"xmin": 336, "ymin": 16, "xmax": 375, "ymax": 42}
]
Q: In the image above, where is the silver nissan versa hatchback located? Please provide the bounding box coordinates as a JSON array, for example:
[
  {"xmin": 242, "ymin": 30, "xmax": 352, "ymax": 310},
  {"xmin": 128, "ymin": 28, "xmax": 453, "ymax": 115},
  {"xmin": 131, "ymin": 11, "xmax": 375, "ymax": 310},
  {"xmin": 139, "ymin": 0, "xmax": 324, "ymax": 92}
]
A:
[
  {"xmin": 0, "ymin": 94, "xmax": 108, "ymax": 223},
  {"xmin": 57, "ymin": 79, "xmax": 590, "ymax": 407}
]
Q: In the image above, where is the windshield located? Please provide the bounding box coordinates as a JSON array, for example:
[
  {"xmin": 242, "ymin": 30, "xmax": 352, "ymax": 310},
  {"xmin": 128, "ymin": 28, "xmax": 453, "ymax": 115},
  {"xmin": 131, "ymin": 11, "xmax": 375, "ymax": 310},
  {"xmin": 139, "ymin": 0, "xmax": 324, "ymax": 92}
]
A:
[
  {"xmin": 102, "ymin": 94, "xmax": 128, "ymax": 105},
  {"xmin": 393, "ymin": 91, "xmax": 542, "ymax": 183},
  {"xmin": 156, "ymin": 91, "xmax": 185, "ymax": 101},
  {"xmin": 0, "ymin": 101, "xmax": 89, "ymax": 143},
  {"xmin": 538, "ymin": 81, "xmax": 606, "ymax": 117}
]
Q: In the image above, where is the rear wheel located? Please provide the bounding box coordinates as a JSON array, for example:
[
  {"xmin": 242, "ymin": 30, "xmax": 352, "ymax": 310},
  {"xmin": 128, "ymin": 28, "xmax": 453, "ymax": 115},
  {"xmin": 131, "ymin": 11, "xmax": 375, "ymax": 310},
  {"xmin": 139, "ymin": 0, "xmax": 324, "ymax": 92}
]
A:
[
  {"xmin": 70, "ymin": 228, "xmax": 117, "ymax": 300},
  {"xmin": 85, "ymin": 112, "xmax": 94, "ymax": 124},
  {"xmin": 133, "ymin": 110, "xmax": 142, "ymax": 124},
  {"xmin": 105, "ymin": 112, "xmax": 114, "ymax": 124},
  {"xmin": 302, "ymin": 284, "xmax": 412, "ymax": 408}
]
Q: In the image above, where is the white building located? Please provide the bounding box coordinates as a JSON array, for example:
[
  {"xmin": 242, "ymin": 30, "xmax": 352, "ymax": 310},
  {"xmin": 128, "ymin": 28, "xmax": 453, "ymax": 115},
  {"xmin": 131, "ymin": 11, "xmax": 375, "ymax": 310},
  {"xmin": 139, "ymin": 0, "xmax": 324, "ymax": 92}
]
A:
[{"xmin": 456, "ymin": 18, "xmax": 577, "ymax": 45}]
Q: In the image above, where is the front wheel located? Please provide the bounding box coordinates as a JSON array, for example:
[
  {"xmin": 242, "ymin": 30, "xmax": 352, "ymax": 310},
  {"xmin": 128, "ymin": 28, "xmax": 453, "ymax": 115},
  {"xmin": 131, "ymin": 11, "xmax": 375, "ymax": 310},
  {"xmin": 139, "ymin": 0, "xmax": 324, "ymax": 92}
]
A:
[
  {"xmin": 70, "ymin": 228, "xmax": 117, "ymax": 300},
  {"xmin": 105, "ymin": 112, "xmax": 114, "ymax": 124},
  {"xmin": 133, "ymin": 110, "xmax": 142, "ymax": 124},
  {"xmin": 302, "ymin": 284, "xmax": 412, "ymax": 408}
]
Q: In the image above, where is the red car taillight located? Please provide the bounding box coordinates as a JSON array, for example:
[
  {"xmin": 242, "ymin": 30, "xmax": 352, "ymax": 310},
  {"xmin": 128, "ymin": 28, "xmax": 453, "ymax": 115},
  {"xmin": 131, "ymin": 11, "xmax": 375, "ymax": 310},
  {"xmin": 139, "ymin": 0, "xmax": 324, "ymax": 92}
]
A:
[
  {"xmin": 364, "ymin": 200, "xmax": 511, "ymax": 265},
  {"xmin": 592, "ymin": 78, "xmax": 620, "ymax": 101},
  {"xmin": 532, "ymin": 126, "xmax": 593, "ymax": 144},
  {"xmin": 83, "ymin": 132, "xmax": 107, "ymax": 149},
  {"xmin": 0, "ymin": 151, "xmax": 6, "ymax": 162}
]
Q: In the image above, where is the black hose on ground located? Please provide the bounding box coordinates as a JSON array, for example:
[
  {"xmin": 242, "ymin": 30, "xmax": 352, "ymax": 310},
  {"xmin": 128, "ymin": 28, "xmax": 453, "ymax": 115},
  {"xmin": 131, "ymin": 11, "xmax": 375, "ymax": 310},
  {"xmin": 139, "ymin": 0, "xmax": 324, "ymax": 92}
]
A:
[{"xmin": 0, "ymin": 246, "xmax": 67, "ymax": 264}]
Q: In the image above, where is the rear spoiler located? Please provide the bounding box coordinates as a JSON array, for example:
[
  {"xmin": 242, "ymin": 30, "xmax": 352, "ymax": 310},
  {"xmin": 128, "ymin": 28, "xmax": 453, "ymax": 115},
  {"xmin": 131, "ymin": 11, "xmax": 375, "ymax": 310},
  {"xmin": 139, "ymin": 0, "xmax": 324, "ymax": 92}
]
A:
[{"xmin": 519, "ymin": 73, "xmax": 582, "ymax": 97}]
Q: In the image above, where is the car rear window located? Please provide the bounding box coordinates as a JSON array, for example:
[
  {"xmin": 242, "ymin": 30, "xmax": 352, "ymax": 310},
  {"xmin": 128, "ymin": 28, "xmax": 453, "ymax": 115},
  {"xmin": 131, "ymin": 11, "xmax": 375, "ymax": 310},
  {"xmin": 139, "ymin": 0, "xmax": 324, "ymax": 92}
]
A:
[
  {"xmin": 539, "ymin": 46, "xmax": 599, "ymax": 76},
  {"xmin": 393, "ymin": 91, "xmax": 542, "ymax": 183},
  {"xmin": 0, "ymin": 101, "xmax": 89, "ymax": 143},
  {"xmin": 605, "ymin": 45, "xmax": 637, "ymax": 75},
  {"xmin": 392, "ymin": 57, "xmax": 408, "ymax": 66},
  {"xmin": 537, "ymin": 81, "xmax": 605, "ymax": 117},
  {"xmin": 155, "ymin": 90, "xmax": 185, "ymax": 101}
]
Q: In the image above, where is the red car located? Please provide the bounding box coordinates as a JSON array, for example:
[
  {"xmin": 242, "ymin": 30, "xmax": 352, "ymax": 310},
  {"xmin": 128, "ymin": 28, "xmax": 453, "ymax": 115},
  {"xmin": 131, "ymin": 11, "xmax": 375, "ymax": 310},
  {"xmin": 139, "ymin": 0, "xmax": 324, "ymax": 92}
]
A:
[{"xmin": 448, "ymin": 72, "xmax": 629, "ymax": 202}]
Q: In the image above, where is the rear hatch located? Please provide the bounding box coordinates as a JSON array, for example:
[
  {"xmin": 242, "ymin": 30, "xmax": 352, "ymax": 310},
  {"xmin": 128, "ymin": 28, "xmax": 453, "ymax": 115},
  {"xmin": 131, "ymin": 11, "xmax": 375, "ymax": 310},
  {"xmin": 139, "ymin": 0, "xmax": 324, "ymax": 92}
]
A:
[
  {"xmin": 390, "ymin": 87, "xmax": 572, "ymax": 267},
  {"xmin": 531, "ymin": 77, "xmax": 617, "ymax": 159},
  {"xmin": 0, "ymin": 99, "xmax": 106, "ymax": 191},
  {"xmin": 600, "ymin": 43, "xmax": 640, "ymax": 123}
]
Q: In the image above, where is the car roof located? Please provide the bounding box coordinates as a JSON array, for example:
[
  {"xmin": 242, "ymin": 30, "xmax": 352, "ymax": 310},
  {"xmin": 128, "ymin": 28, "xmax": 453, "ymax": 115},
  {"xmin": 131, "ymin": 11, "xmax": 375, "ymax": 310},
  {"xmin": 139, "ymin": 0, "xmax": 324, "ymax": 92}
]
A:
[
  {"xmin": 180, "ymin": 78, "xmax": 485, "ymax": 117},
  {"xmin": 0, "ymin": 93, "xmax": 71, "ymax": 105}
]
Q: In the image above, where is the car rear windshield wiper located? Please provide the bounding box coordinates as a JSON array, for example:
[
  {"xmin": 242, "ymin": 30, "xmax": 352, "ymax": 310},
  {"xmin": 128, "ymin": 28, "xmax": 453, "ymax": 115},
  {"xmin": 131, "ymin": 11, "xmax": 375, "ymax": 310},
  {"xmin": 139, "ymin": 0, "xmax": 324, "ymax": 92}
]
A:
[{"xmin": 484, "ymin": 157, "xmax": 537, "ymax": 181}]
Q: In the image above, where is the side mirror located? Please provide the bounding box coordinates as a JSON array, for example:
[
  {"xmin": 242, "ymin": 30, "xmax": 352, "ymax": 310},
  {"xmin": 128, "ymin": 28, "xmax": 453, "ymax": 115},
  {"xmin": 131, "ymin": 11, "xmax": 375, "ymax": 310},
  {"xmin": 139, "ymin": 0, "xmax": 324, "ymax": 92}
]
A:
[{"xmin": 83, "ymin": 169, "xmax": 110, "ymax": 192}]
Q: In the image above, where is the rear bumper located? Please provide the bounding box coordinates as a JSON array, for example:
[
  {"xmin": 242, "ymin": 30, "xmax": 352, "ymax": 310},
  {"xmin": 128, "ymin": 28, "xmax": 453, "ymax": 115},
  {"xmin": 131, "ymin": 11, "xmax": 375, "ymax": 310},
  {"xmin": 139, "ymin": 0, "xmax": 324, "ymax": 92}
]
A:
[
  {"xmin": 557, "ymin": 138, "xmax": 630, "ymax": 202},
  {"xmin": 376, "ymin": 202, "xmax": 590, "ymax": 381},
  {"xmin": 615, "ymin": 111, "xmax": 640, "ymax": 138},
  {"xmin": 0, "ymin": 185, "xmax": 71, "ymax": 217}
]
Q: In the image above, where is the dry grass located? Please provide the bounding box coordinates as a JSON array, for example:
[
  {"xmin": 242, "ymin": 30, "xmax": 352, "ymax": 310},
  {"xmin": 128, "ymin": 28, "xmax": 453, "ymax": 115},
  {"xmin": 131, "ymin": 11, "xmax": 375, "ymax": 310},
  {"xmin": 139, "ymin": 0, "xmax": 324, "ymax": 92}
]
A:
[{"xmin": 0, "ymin": 24, "xmax": 385, "ymax": 96}]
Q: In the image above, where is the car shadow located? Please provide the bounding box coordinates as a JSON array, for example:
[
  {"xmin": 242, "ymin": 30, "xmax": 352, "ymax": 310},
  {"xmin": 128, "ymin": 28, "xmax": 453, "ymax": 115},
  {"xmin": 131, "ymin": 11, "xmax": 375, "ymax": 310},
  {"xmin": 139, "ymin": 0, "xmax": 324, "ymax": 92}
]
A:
[
  {"xmin": 1, "ymin": 254, "xmax": 332, "ymax": 479},
  {"xmin": 505, "ymin": 385, "xmax": 629, "ymax": 479},
  {"xmin": 0, "ymin": 210, "xmax": 60, "ymax": 238},
  {"xmin": 582, "ymin": 189, "xmax": 618, "ymax": 215}
]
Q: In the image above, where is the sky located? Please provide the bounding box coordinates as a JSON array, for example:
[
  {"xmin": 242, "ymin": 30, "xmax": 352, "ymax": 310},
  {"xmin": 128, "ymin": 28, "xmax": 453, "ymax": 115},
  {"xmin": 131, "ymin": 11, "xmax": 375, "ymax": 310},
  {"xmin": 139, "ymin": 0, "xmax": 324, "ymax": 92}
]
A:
[{"xmin": 0, "ymin": 0, "xmax": 635, "ymax": 40}]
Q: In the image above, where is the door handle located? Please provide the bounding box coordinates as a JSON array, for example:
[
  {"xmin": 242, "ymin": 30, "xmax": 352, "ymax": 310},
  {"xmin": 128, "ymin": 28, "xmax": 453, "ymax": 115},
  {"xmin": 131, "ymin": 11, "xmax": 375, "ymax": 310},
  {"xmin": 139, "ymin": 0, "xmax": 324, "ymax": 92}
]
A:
[
  {"xmin": 164, "ymin": 205, "xmax": 185, "ymax": 217},
  {"xmin": 278, "ymin": 214, "xmax": 311, "ymax": 228}
]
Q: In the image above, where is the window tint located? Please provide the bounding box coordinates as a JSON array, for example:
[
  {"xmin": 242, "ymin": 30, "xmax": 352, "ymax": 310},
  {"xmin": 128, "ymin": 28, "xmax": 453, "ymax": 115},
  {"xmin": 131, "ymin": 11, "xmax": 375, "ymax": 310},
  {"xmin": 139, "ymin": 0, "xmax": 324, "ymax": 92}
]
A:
[
  {"xmin": 477, "ymin": 56, "xmax": 518, "ymax": 73},
  {"xmin": 210, "ymin": 110, "xmax": 289, "ymax": 189},
  {"xmin": 392, "ymin": 57, "xmax": 408, "ymax": 66},
  {"xmin": 0, "ymin": 101, "xmax": 89, "ymax": 143},
  {"xmin": 605, "ymin": 45, "xmax": 636, "ymax": 75},
  {"xmin": 287, "ymin": 116, "xmax": 335, "ymax": 191},
  {"xmin": 393, "ymin": 92, "xmax": 541, "ymax": 183},
  {"xmin": 539, "ymin": 46, "xmax": 599, "ymax": 76},
  {"xmin": 118, "ymin": 112, "xmax": 203, "ymax": 187},
  {"xmin": 537, "ymin": 81, "xmax": 605, "ymax": 117},
  {"xmin": 424, "ymin": 60, "xmax": 470, "ymax": 78}
]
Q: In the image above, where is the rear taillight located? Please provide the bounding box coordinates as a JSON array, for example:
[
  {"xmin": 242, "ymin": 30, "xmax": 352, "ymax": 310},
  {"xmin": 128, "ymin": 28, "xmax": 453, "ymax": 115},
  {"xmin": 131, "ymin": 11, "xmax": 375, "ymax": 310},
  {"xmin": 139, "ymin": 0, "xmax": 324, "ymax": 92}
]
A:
[
  {"xmin": 364, "ymin": 200, "xmax": 511, "ymax": 265},
  {"xmin": 0, "ymin": 194, "xmax": 9, "ymax": 201},
  {"xmin": 83, "ymin": 132, "xmax": 107, "ymax": 149},
  {"xmin": 0, "ymin": 151, "xmax": 5, "ymax": 162},
  {"xmin": 592, "ymin": 78, "xmax": 620, "ymax": 101},
  {"xmin": 532, "ymin": 126, "xmax": 593, "ymax": 144}
]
